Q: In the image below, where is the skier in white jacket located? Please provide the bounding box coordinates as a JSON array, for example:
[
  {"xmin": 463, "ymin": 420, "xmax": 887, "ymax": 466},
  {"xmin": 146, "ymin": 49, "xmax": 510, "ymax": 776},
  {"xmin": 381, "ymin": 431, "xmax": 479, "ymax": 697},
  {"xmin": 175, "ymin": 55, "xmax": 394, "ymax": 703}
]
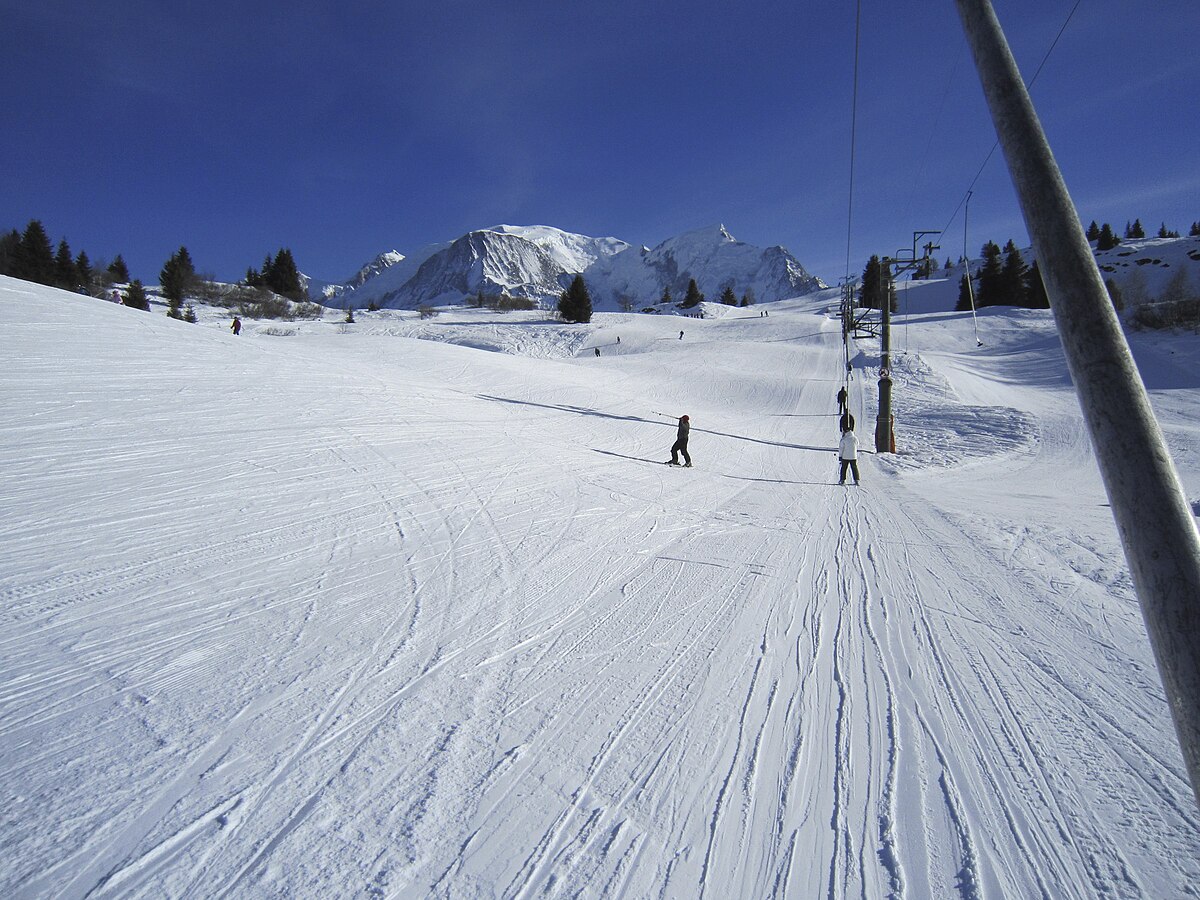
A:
[{"xmin": 838, "ymin": 427, "xmax": 860, "ymax": 485}]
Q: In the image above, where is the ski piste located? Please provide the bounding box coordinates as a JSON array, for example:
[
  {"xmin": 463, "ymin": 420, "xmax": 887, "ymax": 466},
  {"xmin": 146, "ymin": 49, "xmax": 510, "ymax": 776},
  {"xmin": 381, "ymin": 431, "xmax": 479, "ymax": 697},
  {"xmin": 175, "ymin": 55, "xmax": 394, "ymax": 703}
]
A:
[{"xmin": 3, "ymin": 280, "xmax": 1199, "ymax": 898}]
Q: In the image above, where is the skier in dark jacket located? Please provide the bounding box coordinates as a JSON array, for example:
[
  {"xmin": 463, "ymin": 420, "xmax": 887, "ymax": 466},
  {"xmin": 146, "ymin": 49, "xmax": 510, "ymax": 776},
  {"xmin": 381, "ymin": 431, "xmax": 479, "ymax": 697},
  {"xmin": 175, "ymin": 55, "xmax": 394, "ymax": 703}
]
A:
[{"xmin": 669, "ymin": 415, "xmax": 692, "ymax": 467}]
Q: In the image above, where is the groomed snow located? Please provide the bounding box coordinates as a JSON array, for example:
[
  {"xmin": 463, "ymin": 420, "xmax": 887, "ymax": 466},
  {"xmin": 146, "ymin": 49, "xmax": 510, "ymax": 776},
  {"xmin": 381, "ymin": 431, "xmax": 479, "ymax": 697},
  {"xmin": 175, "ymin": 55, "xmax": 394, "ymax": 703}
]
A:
[{"xmin": 2, "ymin": 275, "xmax": 1198, "ymax": 898}]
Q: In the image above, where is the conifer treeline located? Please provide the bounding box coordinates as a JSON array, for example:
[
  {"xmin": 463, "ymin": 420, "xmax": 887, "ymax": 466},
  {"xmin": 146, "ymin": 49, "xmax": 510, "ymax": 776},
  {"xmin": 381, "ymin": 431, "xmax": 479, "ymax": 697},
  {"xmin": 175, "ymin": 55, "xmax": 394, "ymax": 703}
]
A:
[
  {"xmin": 0, "ymin": 220, "xmax": 129, "ymax": 292},
  {"xmin": 953, "ymin": 240, "xmax": 1050, "ymax": 311},
  {"xmin": 1, "ymin": 218, "xmax": 306, "ymax": 309}
]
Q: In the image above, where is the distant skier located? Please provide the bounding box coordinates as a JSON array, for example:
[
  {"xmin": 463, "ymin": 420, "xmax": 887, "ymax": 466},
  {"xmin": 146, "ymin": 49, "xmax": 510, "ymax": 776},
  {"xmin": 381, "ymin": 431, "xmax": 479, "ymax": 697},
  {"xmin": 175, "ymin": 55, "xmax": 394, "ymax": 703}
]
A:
[
  {"xmin": 231, "ymin": 317, "xmax": 242, "ymax": 335},
  {"xmin": 616, "ymin": 335, "xmax": 621, "ymax": 344},
  {"xmin": 668, "ymin": 415, "xmax": 692, "ymax": 467},
  {"xmin": 838, "ymin": 425, "xmax": 860, "ymax": 485},
  {"xmin": 594, "ymin": 347, "xmax": 601, "ymax": 357},
  {"xmin": 679, "ymin": 330, "xmax": 684, "ymax": 340},
  {"xmin": 837, "ymin": 386, "xmax": 848, "ymax": 415}
]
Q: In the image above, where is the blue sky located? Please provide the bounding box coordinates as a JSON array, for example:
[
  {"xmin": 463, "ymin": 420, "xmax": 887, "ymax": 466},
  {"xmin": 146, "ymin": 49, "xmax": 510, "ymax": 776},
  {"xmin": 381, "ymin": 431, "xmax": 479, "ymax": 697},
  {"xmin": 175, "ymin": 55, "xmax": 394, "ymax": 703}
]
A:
[{"xmin": 3, "ymin": 0, "xmax": 1197, "ymax": 287}]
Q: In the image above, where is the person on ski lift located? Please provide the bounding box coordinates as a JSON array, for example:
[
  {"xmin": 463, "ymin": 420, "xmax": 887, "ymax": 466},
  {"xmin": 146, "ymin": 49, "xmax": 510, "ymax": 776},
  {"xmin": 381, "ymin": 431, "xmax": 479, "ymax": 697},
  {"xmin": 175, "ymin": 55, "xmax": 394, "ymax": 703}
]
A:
[
  {"xmin": 669, "ymin": 415, "xmax": 692, "ymax": 467},
  {"xmin": 838, "ymin": 424, "xmax": 860, "ymax": 485}
]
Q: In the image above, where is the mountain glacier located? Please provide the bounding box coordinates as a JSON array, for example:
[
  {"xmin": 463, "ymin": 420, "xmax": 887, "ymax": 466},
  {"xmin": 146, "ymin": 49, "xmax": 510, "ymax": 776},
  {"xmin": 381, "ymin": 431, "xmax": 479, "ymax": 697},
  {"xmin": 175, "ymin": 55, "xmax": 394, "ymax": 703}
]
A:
[{"xmin": 324, "ymin": 224, "xmax": 825, "ymax": 311}]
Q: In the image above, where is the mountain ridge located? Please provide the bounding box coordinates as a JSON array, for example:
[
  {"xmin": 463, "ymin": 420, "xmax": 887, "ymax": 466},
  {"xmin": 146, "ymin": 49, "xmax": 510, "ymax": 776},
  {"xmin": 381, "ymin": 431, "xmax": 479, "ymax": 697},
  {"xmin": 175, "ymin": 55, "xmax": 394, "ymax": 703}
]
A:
[{"xmin": 321, "ymin": 223, "xmax": 826, "ymax": 311}]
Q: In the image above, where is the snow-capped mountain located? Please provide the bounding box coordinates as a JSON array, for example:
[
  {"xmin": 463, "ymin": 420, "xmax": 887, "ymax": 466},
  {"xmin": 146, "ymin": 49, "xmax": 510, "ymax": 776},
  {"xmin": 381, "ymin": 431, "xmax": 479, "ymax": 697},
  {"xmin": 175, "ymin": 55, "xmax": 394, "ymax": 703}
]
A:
[
  {"xmin": 592, "ymin": 224, "xmax": 825, "ymax": 309},
  {"xmin": 377, "ymin": 231, "xmax": 568, "ymax": 309},
  {"xmin": 311, "ymin": 250, "xmax": 405, "ymax": 303},
  {"xmin": 487, "ymin": 224, "xmax": 630, "ymax": 273},
  {"xmin": 325, "ymin": 224, "xmax": 826, "ymax": 311},
  {"xmin": 346, "ymin": 250, "xmax": 405, "ymax": 290}
]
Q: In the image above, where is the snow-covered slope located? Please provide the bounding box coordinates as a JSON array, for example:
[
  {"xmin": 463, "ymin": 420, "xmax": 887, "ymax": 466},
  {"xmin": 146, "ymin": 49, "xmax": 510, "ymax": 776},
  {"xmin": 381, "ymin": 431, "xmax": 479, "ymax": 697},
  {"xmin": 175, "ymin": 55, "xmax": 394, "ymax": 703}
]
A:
[
  {"xmin": 899, "ymin": 233, "xmax": 1200, "ymax": 315},
  {"xmin": 3, "ymin": 275, "xmax": 1198, "ymax": 898}
]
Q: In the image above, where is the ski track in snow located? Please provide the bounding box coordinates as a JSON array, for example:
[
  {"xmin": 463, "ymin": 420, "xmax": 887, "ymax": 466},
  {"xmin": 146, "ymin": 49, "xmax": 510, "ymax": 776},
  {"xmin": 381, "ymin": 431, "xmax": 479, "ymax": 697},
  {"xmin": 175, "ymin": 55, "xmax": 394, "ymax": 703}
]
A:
[{"xmin": 2, "ymin": 280, "xmax": 1199, "ymax": 899}]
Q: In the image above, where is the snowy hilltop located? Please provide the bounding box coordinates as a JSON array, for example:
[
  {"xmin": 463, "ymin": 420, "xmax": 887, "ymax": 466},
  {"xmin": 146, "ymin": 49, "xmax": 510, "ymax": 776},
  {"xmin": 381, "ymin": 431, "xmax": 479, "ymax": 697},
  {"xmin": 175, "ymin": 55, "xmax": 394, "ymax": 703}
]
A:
[{"xmin": 323, "ymin": 223, "xmax": 825, "ymax": 311}]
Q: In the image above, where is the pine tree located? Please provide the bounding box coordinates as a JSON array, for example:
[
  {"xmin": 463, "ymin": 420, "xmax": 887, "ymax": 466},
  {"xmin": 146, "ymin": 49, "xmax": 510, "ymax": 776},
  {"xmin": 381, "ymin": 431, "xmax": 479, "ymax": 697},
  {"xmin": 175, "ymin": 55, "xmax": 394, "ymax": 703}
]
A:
[
  {"xmin": 1129, "ymin": 218, "xmax": 1145, "ymax": 239},
  {"xmin": 859, "ymin": 255, "xmax": 896, "ymax": 310},
  {"xmin": 659, "ymin": 285, "xmax": 672, "ymax": 305},
  {"xmin": 0, "ymin": 229, "xmax": 19, "ymax": 276},
  {"xmin": 1191, "ymin": 222, "xmax": 1200, "ymax": 237},
  {"xmin": 1024, "ymin": 260, "xmax": 1050, "ymax": 309},
  {"xmin": 1096, "ymin": 223, "xmax": 1120, "ymax": 251},
  {"xmin": 123, "ymin": 279, "xmax": 150, "ymax": 311},
  {"xmin": 719, "ymin": 285, "xmax": 738, "ymax": 306},
  {"xmin": 183, "ymin": 304, "xmax": 197, "ymax": 323},
  {"xmin": 54, "ymin": 239, "xmax": 77, "ymax": 288},
  {"xmin": 740, "ymin": 286, "xmax": 755, "ymax": 307},
  {"xmin": 680, "ymin": 278, "xmax": 704, "ymax": 309},
  {"xmin": 1000, "ymin": 240, "xmax": 1029, "ymax": 306},
  {"xmin": 1086, "ymin": 221, "xmax": 1101, "ymax": 242},
  {"xmin": 1124, "ymin": 221, "xmax": 1134, "ymax": 239},
  {"xmin": 264, "ymin": 248, "xmax": 303, "ymax": 298},
  {"xmin": 75, "ymin": 251, "xmax": 93, "ymax": 290},
  {"xmin": 860, "ymin": 256, "xmax": 883, "ymax": 309},
  {"xmin": 107, "ymin": 254, "xmax": 130, "ymax": 282},
  {"xmin": 17, "ymin": 220, "xmax": 55, "ymax": 285},
  {"xmin": 558, "ymin": 274, "xmax": 593, "ymax": 323},
  {"xmin": 975, "ymin": 241, "xmax": 1004, "ymax": 307},
  {"xmin": 955, "ymin": 273, "xmax": 975, "ymax": 312},
  {"xmin": 160, "ymin": 246, "xmax": 196, "ymax": 307}
]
